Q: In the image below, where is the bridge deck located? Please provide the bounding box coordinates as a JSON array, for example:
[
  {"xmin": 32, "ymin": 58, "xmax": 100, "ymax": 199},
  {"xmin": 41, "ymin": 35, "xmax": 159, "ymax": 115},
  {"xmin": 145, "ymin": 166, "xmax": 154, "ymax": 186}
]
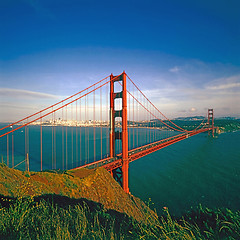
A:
[{"xmin": 73, "ymin": 128, "xmax": 210, "ymax": 172}]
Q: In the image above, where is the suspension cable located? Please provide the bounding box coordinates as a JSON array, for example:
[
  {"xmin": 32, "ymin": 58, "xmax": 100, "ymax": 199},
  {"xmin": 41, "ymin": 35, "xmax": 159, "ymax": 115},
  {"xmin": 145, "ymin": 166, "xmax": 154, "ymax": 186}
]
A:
[
  {"xmin": 0, "ymin": 75, "xmax": 111, "ymax": 132},
  {"xmin": 126, "ymin": 74, "xmax": 188, "ymax": 132},
  {"xmin": 0, "ymin": 74, "xmax": 122, "ymax": 138}
]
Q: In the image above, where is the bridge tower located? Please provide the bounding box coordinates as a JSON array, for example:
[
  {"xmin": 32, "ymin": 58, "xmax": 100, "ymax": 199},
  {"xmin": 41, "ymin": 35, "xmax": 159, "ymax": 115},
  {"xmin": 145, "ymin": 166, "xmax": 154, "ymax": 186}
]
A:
[
  {"xmin": 110, "ymin": 72, "xmax": 129, "ymax": 193},
  {"xmin": 208, "ymin": 109, "xmax": 214, "ymax": 137}
]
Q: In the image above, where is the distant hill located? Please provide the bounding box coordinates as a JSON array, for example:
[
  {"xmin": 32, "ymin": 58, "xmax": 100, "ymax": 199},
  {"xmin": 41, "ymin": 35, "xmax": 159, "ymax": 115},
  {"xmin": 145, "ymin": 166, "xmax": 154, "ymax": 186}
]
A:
[
  {"xmin": 173, "ymin": 116, "xmax": 205, "ymax": 121},
  {"xmin": 216, "ymin": 116, "xmax": 239, "ymax": 120}
]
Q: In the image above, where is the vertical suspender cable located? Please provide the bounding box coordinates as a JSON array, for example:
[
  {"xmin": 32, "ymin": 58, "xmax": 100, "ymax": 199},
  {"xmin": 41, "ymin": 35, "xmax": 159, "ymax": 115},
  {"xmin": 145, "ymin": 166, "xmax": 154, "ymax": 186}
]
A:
[
  {"xmin": 40, "ymin": 114, "xmax": 42, "ymax": 171},
  {"xmin": 71, "ymin": 103, "xmax": 74, "ymax": 168},
  {"xmin": 80, "ymin": 98, "xmax": 82, "ymax": 166},
  {"xmin": 132, "ymin": 85, "xmax": 136, "ymax": 148},
  {"xmin": 100, "ymin": 87, "xmax": 103, "ymax": 160},
  {"xmin": 85, "ymin": 95, "xmax": 87, "ymax": 164},
  {"xmin": 146, "ymin": 95, "xmax": 148, "ymax": 144},
  {"xmin": 65, "ymin": 106, "xmax": 68, "ymax": 169},
  {"xmin": 150, "ymin": 105, "xmax": 152, "ymax": 143},
  {"xmin": 62, "ymin": 103, "xmax": 64, "ymax": 169},
  {"xmin": 149, "ymin": 100, "xmax": 151, "ymax": 142},
  {"xmin": 26, "ymin": 122, "xmax": 29, "ymax": 170},
  {"xmin": 25, "ymin": 123, "xmax": 27, "ymax": 170},
  {"xmin": 54, "ymin": 111, "xmax": 56, "ymax": 169},
  {"xmin": 87, "ymin": 91, "xmax": 89, "ymax": 163},
  {"xmin": 52, "ymin": 108, "xmax": 54, "ymax": 169},
  {"xmin": 145, "ymin": 95, "xmax": 147, "ymax": 146},
  {"xmin": 136, "ymin": 89, "xmax": 138, "ymax": 148},
  {"xmin": 76, "ymin": 99, "xmax": 78, "ymax": 167},
  {"xmin": 11, "ymin": 125, "xmax": 14, "ymax": 168},
  {"xmin": 155, "ymin": 110, "xmax": 157, "ymax": 141},
  {"xmin": 94, "ymin": 86, "xmax": 96, "ymax": 162},
  {"xmin": 106, "ymin": 79, "xmax": 108, "ymax": 157},
  {"xmin": 7, "ymin": 135, "xmax": 9, "ymax": 166}
]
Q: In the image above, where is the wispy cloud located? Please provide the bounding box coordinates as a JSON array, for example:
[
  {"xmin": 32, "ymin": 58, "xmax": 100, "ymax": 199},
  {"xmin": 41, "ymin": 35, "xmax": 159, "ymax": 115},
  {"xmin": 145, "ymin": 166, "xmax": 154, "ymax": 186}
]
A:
[
  {"xmin": 0, "ymin": 88, "xmax": 60, "ymax": 99},
  {"xmin": 169, "ymin": 66, "xmax": 180, "ymax": 73},
  {"xmin": 205, "ymin": 74, "xmax": 240, "ymax": 90},
  {"xmin": 207, "ymin": 82, "xmax": 240, "ymax": 90},
  {"xmin": 0, "ymin": 89, "xmax": 62, "ymax": 122},
  {"xmin": 139, "ymin": 72, "xmax": 240, "ymax": 118},
  {"xmin": 141, "ymin": 88, "xmax": 177, "ymax": 104},
  {"xmin": 0, "ymin": 103, "xmax": 37, "ymax": 110},
  {"xmin": 142, "ymin": 89, "xmax": 163, "ymax": 99}
]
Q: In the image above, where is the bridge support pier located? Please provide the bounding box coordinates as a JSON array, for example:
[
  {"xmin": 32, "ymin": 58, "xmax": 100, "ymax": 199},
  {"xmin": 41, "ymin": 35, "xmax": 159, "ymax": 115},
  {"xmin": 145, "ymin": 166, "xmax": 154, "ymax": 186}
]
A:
[{"xmin": 110, "ymin": 72, "xmax": 129, "ymax": 193}]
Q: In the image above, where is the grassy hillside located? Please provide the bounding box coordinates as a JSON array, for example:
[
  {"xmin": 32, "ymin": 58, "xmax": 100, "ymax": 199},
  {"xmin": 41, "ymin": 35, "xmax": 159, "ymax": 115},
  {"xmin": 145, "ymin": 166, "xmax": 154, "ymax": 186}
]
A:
[
  {"xmin": 1, "ymin": 195, "xmax": 240, "ymax": 239},
  {"xmin": 0, "ymin": 163, "xmax": 156, "ymax": 224},
  {"xmin": 1, "ymin": 163, "xmax": 240, "ymax": 239}
]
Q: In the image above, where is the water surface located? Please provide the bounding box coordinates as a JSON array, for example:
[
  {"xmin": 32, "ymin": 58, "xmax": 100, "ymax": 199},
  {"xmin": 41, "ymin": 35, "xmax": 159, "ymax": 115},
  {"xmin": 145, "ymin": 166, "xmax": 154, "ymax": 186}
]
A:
[{"xmin": 129, "ymin": 131, "xmax": 240, "ymax": 216}]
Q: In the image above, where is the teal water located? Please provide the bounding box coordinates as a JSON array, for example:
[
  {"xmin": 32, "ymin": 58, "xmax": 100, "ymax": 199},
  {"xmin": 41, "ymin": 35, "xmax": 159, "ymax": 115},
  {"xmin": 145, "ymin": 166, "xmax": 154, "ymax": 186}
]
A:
[
  {"xmin": 1, "ymin": 123, "xmax": 240, "ymax": 216},
  {"xmin": 0, "ymin": 124, "xmax": 177, "ymax": 171},
  {"xmin": 129, "ymin": 131, "xmax": 240, "ymax": 216}
]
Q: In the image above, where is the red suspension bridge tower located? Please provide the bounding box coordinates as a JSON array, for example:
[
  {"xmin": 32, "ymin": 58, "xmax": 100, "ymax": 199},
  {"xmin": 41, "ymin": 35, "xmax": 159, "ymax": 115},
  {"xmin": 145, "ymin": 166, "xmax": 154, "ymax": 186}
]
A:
[
  {"xmin": 109, "ymin": 72, "xmax": 129, "ymax": 193},
  {"xmin": 0, "ymin": 71, "xmax": 216, "ymax": 194},
  {"xmin": 208, "ymin": 109, "xmax": 214, "ymax": 137}
]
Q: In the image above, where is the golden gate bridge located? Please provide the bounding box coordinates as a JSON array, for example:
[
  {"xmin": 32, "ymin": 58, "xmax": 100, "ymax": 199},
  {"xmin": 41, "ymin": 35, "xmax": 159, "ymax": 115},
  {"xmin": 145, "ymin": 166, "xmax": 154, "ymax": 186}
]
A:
[{"xmin": 0, "ymin": 72, "xmax": 214, "ymax": 193}]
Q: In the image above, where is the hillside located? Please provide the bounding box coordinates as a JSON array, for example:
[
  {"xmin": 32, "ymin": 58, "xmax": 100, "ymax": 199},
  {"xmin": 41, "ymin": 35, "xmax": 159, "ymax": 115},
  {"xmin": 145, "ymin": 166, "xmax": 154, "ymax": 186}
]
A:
[
  {"xmin": 1, "ymin": 163, "xmax": 240, "ymax": 239},
  {"xmin": 0, "ymin": 163, "xmax": 157, "ymax": 224}
]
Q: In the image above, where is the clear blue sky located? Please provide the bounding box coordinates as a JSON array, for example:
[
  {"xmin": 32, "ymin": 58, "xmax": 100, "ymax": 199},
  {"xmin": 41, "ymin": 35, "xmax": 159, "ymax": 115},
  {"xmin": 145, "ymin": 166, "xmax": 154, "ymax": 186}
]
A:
[{"xmin": 0, "ymin": 0, "xmax": 240, "ymax": 121}]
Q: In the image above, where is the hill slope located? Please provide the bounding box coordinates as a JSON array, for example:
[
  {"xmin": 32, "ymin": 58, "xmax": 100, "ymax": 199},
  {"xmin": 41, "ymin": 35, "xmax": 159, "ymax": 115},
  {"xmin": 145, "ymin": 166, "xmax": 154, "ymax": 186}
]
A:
[{"xmin": 0, "ymin": 163, "xmax": 157, "ymax": 224}]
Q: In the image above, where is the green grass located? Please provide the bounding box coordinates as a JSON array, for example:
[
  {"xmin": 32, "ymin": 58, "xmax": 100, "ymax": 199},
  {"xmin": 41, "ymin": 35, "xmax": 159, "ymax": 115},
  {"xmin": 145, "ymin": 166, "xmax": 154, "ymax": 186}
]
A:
[
  {"xmin": 0, "ymin": 196, "xmax": 128, "ymax": 240},
  {"xmin": 182, "ymin": 204, "xmax": 240, "ymax": 239},
  {"xmin": 1, "ymin": 195, "xmax": 240, "ymax": 239},
  {"xmin": 1, "ymin": 163, "xmax": 240, "ymax": 239}
]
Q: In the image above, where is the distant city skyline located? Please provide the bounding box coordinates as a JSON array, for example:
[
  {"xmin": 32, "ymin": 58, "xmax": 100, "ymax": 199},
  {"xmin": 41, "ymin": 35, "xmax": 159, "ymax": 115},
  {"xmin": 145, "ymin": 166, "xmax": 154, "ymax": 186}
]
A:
[{"xmin": 0, "ymin": 0, "xmax": 240, "ymax": 122}]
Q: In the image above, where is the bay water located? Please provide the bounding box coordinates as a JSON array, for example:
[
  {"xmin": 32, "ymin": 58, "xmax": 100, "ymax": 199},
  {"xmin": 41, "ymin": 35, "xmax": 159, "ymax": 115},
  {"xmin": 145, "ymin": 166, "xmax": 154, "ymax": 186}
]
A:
[
  {"xmin": 129, "ymin": 131, "xmax": 240, "ymax": 216},
  {"xmin": 1, "ymin": 123, "xmax": 239, "ymax": 216}
]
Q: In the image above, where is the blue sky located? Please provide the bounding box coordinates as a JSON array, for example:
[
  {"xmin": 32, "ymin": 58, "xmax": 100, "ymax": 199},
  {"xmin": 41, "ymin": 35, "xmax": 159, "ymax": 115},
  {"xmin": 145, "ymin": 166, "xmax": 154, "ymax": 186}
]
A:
[{"xmin": 0, "ymin": 0, "xmax": 240, "ymax": 121}]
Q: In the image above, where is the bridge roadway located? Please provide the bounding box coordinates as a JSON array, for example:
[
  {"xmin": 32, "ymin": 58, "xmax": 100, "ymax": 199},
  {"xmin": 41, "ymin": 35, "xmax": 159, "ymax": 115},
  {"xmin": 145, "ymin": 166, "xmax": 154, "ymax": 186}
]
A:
[{"xmin": 74, "ymin": 128, "xmax": 210, "ymax": 172}]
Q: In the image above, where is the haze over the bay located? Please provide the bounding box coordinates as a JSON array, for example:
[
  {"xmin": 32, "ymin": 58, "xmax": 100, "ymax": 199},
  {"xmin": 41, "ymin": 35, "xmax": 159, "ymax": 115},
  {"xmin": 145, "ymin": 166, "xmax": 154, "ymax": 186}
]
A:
[{"xmin": 0, "ymin": 0, "xmax": 239, "ymax": 122}]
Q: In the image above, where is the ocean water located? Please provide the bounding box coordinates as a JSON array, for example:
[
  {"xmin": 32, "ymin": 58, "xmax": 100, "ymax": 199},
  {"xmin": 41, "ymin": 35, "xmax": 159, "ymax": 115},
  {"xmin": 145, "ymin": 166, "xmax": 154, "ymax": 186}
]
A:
[
  {"xmin": 0, "ymin": 124, "xmax": 178, "ymax": 171},
  {"xmin": 1, "ymin": 123, "xmax": 240, "ymax": 216},
  {"xmin": 129, "ymin": 131, "xmax": 240, "ymax": 216}
]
